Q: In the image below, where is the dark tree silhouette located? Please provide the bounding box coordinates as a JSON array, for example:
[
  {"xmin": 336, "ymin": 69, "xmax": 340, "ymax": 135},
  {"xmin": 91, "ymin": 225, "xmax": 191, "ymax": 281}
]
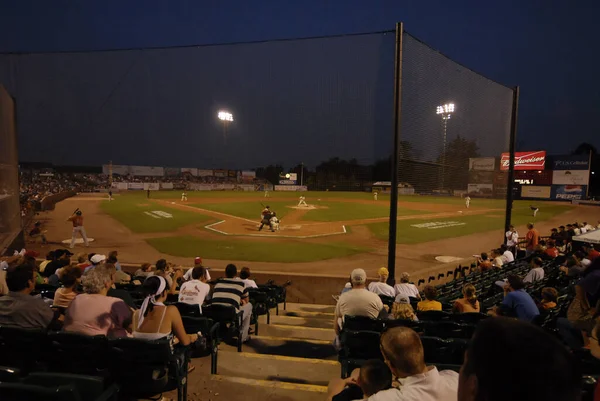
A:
[{"xmin": 436, "ymin": 136, "xmax": 480, "ymax": 190}]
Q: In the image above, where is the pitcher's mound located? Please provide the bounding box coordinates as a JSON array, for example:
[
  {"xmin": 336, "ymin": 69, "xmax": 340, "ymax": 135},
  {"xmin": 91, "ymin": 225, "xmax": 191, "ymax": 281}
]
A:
[
  {"xmin": 435, "ymin": 256, "xmax": 463, "ymax": 263},
  {"xmin": 61, "ymin": 238, "xmax": 95, "ymax": 245},
  {"xmin": 287, "ymin": 204, "xmax": 326, "ymax": 210}
]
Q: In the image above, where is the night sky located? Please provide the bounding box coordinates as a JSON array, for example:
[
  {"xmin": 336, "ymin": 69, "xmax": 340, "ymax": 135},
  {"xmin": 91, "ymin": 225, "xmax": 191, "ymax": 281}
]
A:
[{"xmin": 0, "ymin": 1, "xmax": 597, "ymax": 169}]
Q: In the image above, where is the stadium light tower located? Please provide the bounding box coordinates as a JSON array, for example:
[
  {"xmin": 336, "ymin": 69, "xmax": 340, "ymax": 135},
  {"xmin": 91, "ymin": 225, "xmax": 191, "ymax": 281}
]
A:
[
  {"xmin": 436, "ymin": 103, "xmax": 455, "ymax": 189},
  {"xmin": 217, "ymin": 110, "xmax": 234, "ymax": 145}
]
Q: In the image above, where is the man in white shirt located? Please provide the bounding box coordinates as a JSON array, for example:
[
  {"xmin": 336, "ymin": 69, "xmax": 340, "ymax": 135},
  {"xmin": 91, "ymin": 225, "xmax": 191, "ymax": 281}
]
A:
[
  {"xmin": 368, "ymin": 326, "xmax": 458, "ymax": 401},
  {"xmin": 178, "ymin": 266, "xmax": 211, "ymax": 312},
  {"xmin": 240, "ymin": 266, "xmax": 258, "ymax": 289},
  {"xmin": 334, "ymin": 269, "xmax": 384, "ymax": 336},
  {"xmin": 491, "ymin": 249, "xmax": 504, "ymax": 269},
  {"xmin": 368, "ymin": 267, "xmax": 395, "ymax": 297},
  {"xmin": 505, "ymin": 225, "xmax": 519, "ymax": 254},
  {"xmin": 500, "ymin": 244, "xmax": 514, "ymax": 264},
  {"xmin": 394, "ymin": 272, "xmax": 421, "ymax": 300},
  {"xmin": 523, "ymin": 257, "xmax": 544, "ymax": 284},
  {"xmin": 183, "ymin": 257, "xmax": 211, "ymax": 281}
]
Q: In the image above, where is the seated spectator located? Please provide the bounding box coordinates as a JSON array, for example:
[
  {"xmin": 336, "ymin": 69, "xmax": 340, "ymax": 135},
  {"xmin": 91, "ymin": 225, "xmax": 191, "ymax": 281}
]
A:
[
  {"xmin": 393, "ymin": 272, "xmax": 421, "ymax": 300},
  {"xmin": 108, "ymin": 250, "xmax": 122, "ymax": 271},
  {"xmin": 531, "ymin": 244, "xmax": 552, "ymax": 261},
  {"xmin": 155, "ymin": 259, "xmax": 183, "ymax": 292},
  {"xmin": 43, "ymin": 249, "xmax": 72, "ymax": 277},
  {"xmin": 417, "ymin": 285, "xmax": 442, "ymax": 311},
  {"xmin": 212, "ymin": 264, "xmax": 253, "ymax": 342},
  {"xmin": 523, "ymin": 257, "xmax": 545, "ymax": 283},
  {"xmin": 538, "ymin": 287, "xmax": 558, "ymax": 311},
  {"xmin": 108, "ymin": 253, "xmax": 130, "ymax": 283},
  {"xmin": 0, "ymin": 264, "xmax": 55, "ymax": 329},
  {"xmin": 239, "ymin": 266, "xmax": 258, "ymax": 289},
  {"xmin": 550, "ymin": 227, "xmax": 562, "ymax": 245},
  {"xmin": 183, "ymin": 257, "xmax": 211, "ymax": 281},
  {"xmin": 499, "ymin": 244, "xmax": 514, "ymax": 264},
  {"xmin": 368, "ymin": 267, "xmax": 395, "ymax": 297},
  {"xmin": 134, "ymin": 262, "xmax": 154, "ymax": 278},
  {"xmin": 391, "ymin": 294, "xmax": 418, "ymax": 321},
  {"xmin": 372, "ymin": 326, "xmax": 458, "ymax": 400},
  {"xmin": 327, "ymin": 359, "xmax": 392, "ymax": 401},
  {"xmin": 178, "ymin": 266, "xmax": 210, "ymax": 312},
  {"xmin": 133, "ymin": 276, "xmax": 199, "ymax": 370},
  {"xmin": 490, "ymin": 249, "xmax": 503, "ymax": 269},
  {"xmin": 582, "ymin": 222, "xmax": 595, "ymax": 232},
  {"xmin": 63, "ymin": 263, "xmax": 132, "ymax": 337},
  {"xmin": 584, "ymin": 243, "xmax": 600, "ymax": 261},
  {"xmin": 75, "ymin": 253, "xmax": 91, "ymax": 271},
  {"xmin": 490, "ymin": 275, "xmax": 539, "ymax": 322},
  {"xmin": 39, "ymin": 251, "xmax": 55, "ymax": 273},
  {"xmin": 560, "ymin": 254, "xmax": 586, "ymax": 277},
  {"xmin": 544, "ymin": 240, "xmax": 559, "ymax": 258},
  {"xmin": 453, "ymin": 284, "xmax": 480, "ymax": 313},
  {"xmin": 458, "ymin": 317, "xmax": 580, "ymax": 401},
  {"xmin": 52, "ymin": 265, "xmax": 82, "ymax": 308},
  {"xmin": 477, "ymin": 253, "xmax": 492, "ymax": 272},
  {"xmin": 577, "ymin": 250, "xmax": 593, "ymax": 269},
  {"xmin": 85, "ymin": 254, "xmax": 106, "ymax": 273},
  {"xmin": 334, "ymin": 269, "xmax": 384, "ymax": 336}
]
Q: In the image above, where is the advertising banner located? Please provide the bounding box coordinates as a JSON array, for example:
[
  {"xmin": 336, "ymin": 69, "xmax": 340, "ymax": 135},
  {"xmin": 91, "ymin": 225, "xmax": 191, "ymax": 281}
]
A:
[
  {"xmin": 469, "ymin": 157, "xmax": 496, "ymax": 171},
  {"xmin": 467, "ymin": 183, "xmax": 494, "ymax": 197},
  {"xmin": 521, "ymin": 186, "xmax": 551, "ymax": 199},
  {"xmin": 181, "ymin": 168, "xmax": 198, "ymax": 176},
  {"xmin": 237, "ymin": 184, "xmax": 256, "ymax": 191},
  {"xmin": 160, "ymin": 182, "xmax": 174, "ymax": 189},
  {"xmin": 550, "ymin": 155, "xmax": 590, "ymax": 170},
  {"xmin": 241, "ymin": 170, "xmax": 256, "ymax": 178},
  {"xmin": 164, "ymin": 167, "xmax": 180, "ymax": 176},
  {"xmin": 190, "ymin": 183, "xmax": 211, "ymax": 191},
  {"xmin": 398, "ymin": 188, "xmax": 416, "ymax": 195},
  {"xmin": 468, "ymin": 171, "xmax": 494, "ymax": 184},
  {"xmin": 143, "ymin": 183, "xmax": 160, "ymax": 191},
  {"xmin": 105, "ymin": 164, "xmax": 130, "ymax": 176},
  {"xmin": 551, "ymin": 185, "xmax": 587, "ymax": 200},
  {"xmin": 127, "ymin": 182, "xmax": 144, "ymax": 190},
  {"xmin": 494, "ymin": 172, "xmax": 508, "ymax": 185},
  {"xmin": 213, "ymin": 169, "xmax": 227, "ymax": 177},
  {"xmin": 513, "ymin": 170, "xmax": 553, "ymax": 185},
  {"xmin": 228, "ymin": 170, "xmax": 237, "ymax": 178},
  {"xmin": 279, "ymin": 179, "xmax": 297, "ymax": 185},
  {"xmin": 197, "ymin": 169, "xmax": 213, "ymax": 177},
  {"xmin": 552, "ymin": 170, "xmax": 590, "ymax": 186},
  {"xmin": 274, "ymin": 185, "xmax": 308, "ymax": 192},
  {"xmin": 114, "ymin": 182, "xmax": 128, "ymax": 190},
  {"xmin": 500, "ymin": 151, "xmax": 546, "ymax": 171},
  {"xmin": 130, "ymin": 166, "xmax": 164, "ymax": 177}
]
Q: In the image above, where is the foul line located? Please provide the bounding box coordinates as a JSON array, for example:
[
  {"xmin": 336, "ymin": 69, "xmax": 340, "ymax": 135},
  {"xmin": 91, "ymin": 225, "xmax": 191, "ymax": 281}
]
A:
[{"xmin": 204, "ymin": 220, "xmax": 346, "ymax": 239}]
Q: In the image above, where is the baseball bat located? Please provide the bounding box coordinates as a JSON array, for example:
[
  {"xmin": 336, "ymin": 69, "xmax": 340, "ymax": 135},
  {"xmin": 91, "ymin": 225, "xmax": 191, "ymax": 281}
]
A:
[{"xmin": 260, "ymin": 202, "xmax": 265, "ymax": 208}]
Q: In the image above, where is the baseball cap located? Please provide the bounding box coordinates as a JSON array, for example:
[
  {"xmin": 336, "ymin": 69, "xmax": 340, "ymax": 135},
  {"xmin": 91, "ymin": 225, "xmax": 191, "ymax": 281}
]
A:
[
  {"xmin": 24, "ymin": 250, "xmax": 39, "ymax": 258},
  {"xmin": 350, "ymin": 268, "xmax": 367, "ymax": 284},
  {"xmin": 194, "ymin": 257, "xmax": 203, "ymax": 266},
  {"xmin": 377, "ymin": 267, "xmax": 389, "ymax": 277},
  {"xmin": 90, "ymin": 254, "xmax": 106, "ymax": 264},
  {"xmin": 395, "ymin": 294, "xmax": 410, "ymax": 304}
]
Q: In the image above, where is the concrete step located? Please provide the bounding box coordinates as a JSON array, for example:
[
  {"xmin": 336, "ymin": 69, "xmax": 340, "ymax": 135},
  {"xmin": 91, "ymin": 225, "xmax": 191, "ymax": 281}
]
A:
[
  {"xmin": 210, "ymin": 375, "xmax": 327, "ymax": 401},
  {"xmin": 258, "ymin": 314, "xmax": 333, "ymax": 329},
  {"xmin": 257, "ymin": 323, "xmax": 336, "ymax": 342},
  {"xmin": 220, "ymin": 335, "xmax": 338, "ymax": 360},
  {"xmin": 215, "ymin": 351, "xmax": 340, "ymax": 386},
  {"xmin": 285, "ymin": 302, "xmax": 336, "ymax": 314},
  {"xmin": 282, "ymin": 309, "xmax": 335, "ymax": 319}
]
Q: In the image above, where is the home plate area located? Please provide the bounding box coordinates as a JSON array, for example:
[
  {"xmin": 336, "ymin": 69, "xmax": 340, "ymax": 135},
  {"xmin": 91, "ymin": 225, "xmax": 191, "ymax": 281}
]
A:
[
  {"xmin": 61, "ymin": 238, "xmax": 95, "ymax": 245},
  {"xmin": 204, "ymin": 220, "xmax": 346, "ymax": 239}
]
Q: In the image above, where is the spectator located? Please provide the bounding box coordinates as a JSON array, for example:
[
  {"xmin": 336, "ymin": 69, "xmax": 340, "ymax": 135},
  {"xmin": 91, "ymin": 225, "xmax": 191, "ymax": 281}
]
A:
[
  {"xmin": 583, "ymin": 221, "xmax": 595, "ymax": 232},
  {"xmin": 108, "ymin": 250, "xmax": 122, "ymax": 271},
  {"xmin": 505, "ymin": 224, "xmax": 519, "ymax": 255},
  {"xmin": 577, "ymin": 250, "xmax": 593, "ymax": 269},
  {"xmin": 52, "ymin": 265, "xmax": 82, "ymax": 308},
  {"xmin": 0, "ymin": 254, "xmax": 23, "ymax": 295},
  {"xmin": 453, "ymin": 284, "xmax": 480, "ymax": 313},
  {"xmin": 134, "ymin": 262, "xmax": 154, "ymax": 278},
  {"xmin": 0, "ymin": 264, "xmax": 55, "ymax": 329},
  {"xmin": 491, "ymin": 274, "xmax": 539, "ymax": 322},
  {"xmin": 43, "ymin": 249, "xmax": 73, "ymax": 277},
  {"xmin": 368, "ymin": 267, "xmax": 395, "ymax": 297},
  {"xmin": 39, "ymin": 251, "xmax": 55, "ymax": 273},
  {"xmin": 544, "ymin": 240, "xmax": 559, "ymax": 258},
  {"xmin": 559, "ymin": 253, "xmax": 587, "ymax": 277},
  {"xmin": 75, "ymin": 253, "xmax": 91, "ymax": 271},
  {"xmin": 327, "ymin": 359, "xmax": 392, "ymax": 401},
  {"xmin": 417, "ymin": 285, "xmax": 442, "ymax": 311},
  {"xmin": 85, "ymin": 254, "xmax": 106, "ymax": 273},
  {"xmin": 372, "ymin": 326, "xmax": 458, "ymax": 401},
  {"xmin": 334, "ymin": 269, "xmax": 384, "ymax": 337},
  {"xmin": 183, "ymin": 257, "xmax": 211, "ymax": 282},
  {"xmin": 63, "ymin": 263, "xmax": 132, "ymax": 337},
  {"xmin": 178, "ymin": 266, "xmax": 210, "ymax": 312},
  {"xmin": 550, "ymin": 227, "xmax": 562, "ymax": 245},
  {"xmin": 133, "ymin": 276, "xmax": 199, "ymax": 371},
  {"xmin": 573, "ymin": 223, "xmax": 582, "ymax": 236},
  {"xmin": 476, "ymin": 253, "xmax": 492, "ymax": 272},
  {"xmin": 155, "ymin": 259, "xmax": 183, "ymax": 292},
  {"xmin": 490, "ymin": 249, "xmax": 503, "ymax": 269},
  {"xmin": 393, "ymin": 272, "xmax": 421, "ymax": 300},
  {"xmin": 458, "ymin": 317, "xmax": 580, "ymax": 401},
  {"xmin": 523, "ymin": 257, "xmax": 545, "ymax": 284},
  {"xmin": 108, "ymin": 253, "xmax": 130, "ymax": 283},
  {"xmin": 499, "ymin": 244, "xmax": 514, "ymax": 264},
  {"xmin": 538, "ymin": 287, "xmax": 558, "ymax": 311},
  {"xmin": 391, "ymin": 294, "xmax": 418, "ymax": 321},
  {"xmin": 239, "ymin": 266, "xmax": 258, "ymax": 289},
  {"xmin": 525, "ymin": 223, "xmax": 539, "ymax": 257},
  {"xmin": 212, "ymin": 264, "xmax": 253, "ymax": 343},
  {"xmin": 584, "ymin": 243, "xmax": 600, "ymax": 261},
  {"xmin": 565, "ymin": 224, "xmax": 576, "ymax": 245}
]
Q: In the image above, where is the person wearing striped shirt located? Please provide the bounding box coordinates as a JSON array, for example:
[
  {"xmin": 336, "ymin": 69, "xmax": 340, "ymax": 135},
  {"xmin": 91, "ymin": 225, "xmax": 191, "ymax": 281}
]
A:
[{"xmin": 211, "ymin": 264, "xmax": 253, "ymax": 342}]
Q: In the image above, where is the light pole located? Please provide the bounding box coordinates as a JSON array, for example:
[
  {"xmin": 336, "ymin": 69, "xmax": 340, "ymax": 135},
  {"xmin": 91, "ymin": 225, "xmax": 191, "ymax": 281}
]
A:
[
  {"xmin": 436, "ymin": 103, "xmax": 454, "ymax": 189},
  {"xmin": 300, "ymin": 162, "xmax": 304, "ymax": 186},
  {"xmin": 217, "ymin": 110, "xmax": 234, "ymax": 145}
]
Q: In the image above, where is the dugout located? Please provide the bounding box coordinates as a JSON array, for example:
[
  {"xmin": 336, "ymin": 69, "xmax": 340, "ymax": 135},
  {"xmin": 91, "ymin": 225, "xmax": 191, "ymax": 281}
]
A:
[{"xmin": 371, "ymin": 181, "xmax": 415, "ymax": 195}]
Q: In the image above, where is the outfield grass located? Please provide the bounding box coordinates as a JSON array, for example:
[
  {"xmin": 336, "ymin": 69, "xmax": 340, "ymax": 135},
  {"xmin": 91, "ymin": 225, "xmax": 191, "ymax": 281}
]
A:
[
  {"xmin": 367, "ymin": 204, "xmax": 572, "ymax": 244},
  {"xmin": 100, "ymin": 198, "xmax": 212, "ymax": 233},
  {"xmin": 300, "ymin": 201, "xmax": 430, "ymax": 222},
  {"xmin": 146, "ymin": 235, "xmax": 368, "ymax": 262}
]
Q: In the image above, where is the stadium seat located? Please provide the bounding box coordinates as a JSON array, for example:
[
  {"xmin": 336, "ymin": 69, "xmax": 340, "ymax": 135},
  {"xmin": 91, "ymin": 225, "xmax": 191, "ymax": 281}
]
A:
[
  {"xmin": 0, "ymin": 326, "xmax": 47, "ymax": 373},
  {"xmin": 0, "ymin": 366, "xmax": 22, "ymax": 382},
  {"xmin": 181, "ymin": 316, "xmax": 220, "ymax": 374},
  {"xmin": 23, "ymin": 372, "xmax": 119, "ymax": 401},
  {"xmin": 343, "ymin": 315, "xmax": 385, "ymax": 333},
  {"xmin": 452, "ymin": 312, "xmax": 489, "ymax": 324},
  {"xmin": 417, "ymin": 310, "xmax": 452, "ymax": 321},
  {"xmin": 385, "ymin": 318, "xmax": 424, "ymax": 332},
  {"xmin": 45, "ymin": 332, "xmax": 110, "ymax": 377},
  {"xmin": 109, "ymin": 337, "xmax": 190, "ymax": 401},
  {"xmin": 422, "ymin": 321, "xmax": 475, "ymax": 340},
  {"xmin": 202, "ymin": 303, "xmax": 244, "ymax": 352},
  {"xmin": 379, "ymin": 295, "xmax": 395, "ymax": 310},
  {"xmin": 421, "ymin": 336, "xmax": 465, "ymax": 365},
  {"xmin": 257, "ymin": 285, "xmax": 282, "ymax": 315},
  {"xmin": 174, "ymin": 302, "xmax": 202, "ymax": 317},
  {"xmin": 0, "ymin": 382, "xmax": 85, "ymax": 401},
  {"xmin": 339, "ymin": 330, "xmax": 382, "ymax": 378},
  {"xmin": 247, "ymin": 288, "xmax": 270, "ymax": 327}
]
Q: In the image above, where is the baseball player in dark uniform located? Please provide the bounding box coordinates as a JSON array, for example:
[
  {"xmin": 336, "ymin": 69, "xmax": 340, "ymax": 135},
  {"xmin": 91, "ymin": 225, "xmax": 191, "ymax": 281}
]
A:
[{"xmin": 259, "ymin": 206, "xmax": 275, "ymax": 232}]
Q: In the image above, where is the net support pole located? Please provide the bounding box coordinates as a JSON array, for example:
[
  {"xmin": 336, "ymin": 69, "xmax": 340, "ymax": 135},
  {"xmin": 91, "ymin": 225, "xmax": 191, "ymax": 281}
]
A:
[
  {"xmin": 387, "ymin": 22, "xmax": 404, "ymax": 285},
  {"xmin": 504, "ymin": 86, "xmax": 520, "ymax": 238}
]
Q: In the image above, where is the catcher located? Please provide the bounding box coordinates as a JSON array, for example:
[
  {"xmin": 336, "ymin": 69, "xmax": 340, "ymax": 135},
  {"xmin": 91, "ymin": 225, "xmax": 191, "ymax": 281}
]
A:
[{"xmin": 259, "ymin": 206, "xmax": 275, "ymax": 232}]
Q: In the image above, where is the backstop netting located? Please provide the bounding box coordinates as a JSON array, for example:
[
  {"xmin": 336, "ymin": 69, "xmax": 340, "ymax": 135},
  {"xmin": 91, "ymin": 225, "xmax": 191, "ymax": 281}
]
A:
[
  {"xmin": 0, "ymin": 85, "xmax": 21, "ymax": 252},
  {"xmin": 399, "ymin": 32, "xmax": 513, "ymax": 198}
]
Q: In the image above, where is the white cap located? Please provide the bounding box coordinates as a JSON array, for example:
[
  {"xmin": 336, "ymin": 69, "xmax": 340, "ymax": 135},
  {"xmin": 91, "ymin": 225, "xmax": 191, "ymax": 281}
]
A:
[
  {"xmin": 350, "ymin": 268, "xmax": 367, "ymax": 284},
  {"xmin": 90, "ymin": 254, "xmax": 106, "ymax": 264}
]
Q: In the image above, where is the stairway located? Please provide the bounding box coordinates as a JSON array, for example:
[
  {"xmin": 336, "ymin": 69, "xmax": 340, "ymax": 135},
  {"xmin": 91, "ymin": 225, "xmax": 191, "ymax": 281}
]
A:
[{"xmin": 169, "ymin": 303, "xmax": 340, "ymax": 401}]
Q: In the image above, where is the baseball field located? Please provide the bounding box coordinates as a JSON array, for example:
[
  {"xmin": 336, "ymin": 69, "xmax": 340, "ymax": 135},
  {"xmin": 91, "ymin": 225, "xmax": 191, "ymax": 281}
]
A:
[{"xmin": 95, "ymin": 190, "xmax": 573, "ymax": 266}]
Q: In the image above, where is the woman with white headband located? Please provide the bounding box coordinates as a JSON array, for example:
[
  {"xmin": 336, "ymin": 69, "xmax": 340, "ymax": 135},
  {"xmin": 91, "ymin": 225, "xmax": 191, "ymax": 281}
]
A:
[{"xmin": 133, "ymin": 276, "xmax": 199, "ymax": 371}]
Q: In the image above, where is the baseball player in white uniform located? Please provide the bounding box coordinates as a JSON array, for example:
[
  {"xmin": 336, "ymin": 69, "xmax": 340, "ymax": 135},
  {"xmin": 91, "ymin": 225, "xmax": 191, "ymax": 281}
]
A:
[
  {"xmin": 270, "ymin": 212, "xmax": 280, "ymax": 231},
  {"xmin": 373, "ymin": 191, "xmax": 378, "ymax": 201},
  {"xmin": 298, "ymin": 196, "xmax": 308, "ymax": 207},
  {"xmin": 465, "ymin": 196, "xmax": 471, "ymax": 209},
  {"xmin": 264, "ymin": 189, "xmax": 270, "ymax": 198},
  {"xmin": 181, "ymin": 192, "xmax": 188, "ymax": 201}
]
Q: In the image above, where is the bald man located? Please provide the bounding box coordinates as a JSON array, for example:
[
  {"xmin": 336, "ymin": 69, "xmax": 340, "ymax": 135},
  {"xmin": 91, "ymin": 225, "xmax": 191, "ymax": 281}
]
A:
[{"xmin": 369, "ymin": 327, "xmax": 458, "ymax": 401}]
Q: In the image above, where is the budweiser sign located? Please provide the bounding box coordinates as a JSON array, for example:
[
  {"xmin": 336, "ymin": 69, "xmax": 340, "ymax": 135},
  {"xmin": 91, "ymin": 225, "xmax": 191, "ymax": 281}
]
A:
[{"xmin": 500, "ymin": 151, "xmax": 546, "ymax": 171}]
